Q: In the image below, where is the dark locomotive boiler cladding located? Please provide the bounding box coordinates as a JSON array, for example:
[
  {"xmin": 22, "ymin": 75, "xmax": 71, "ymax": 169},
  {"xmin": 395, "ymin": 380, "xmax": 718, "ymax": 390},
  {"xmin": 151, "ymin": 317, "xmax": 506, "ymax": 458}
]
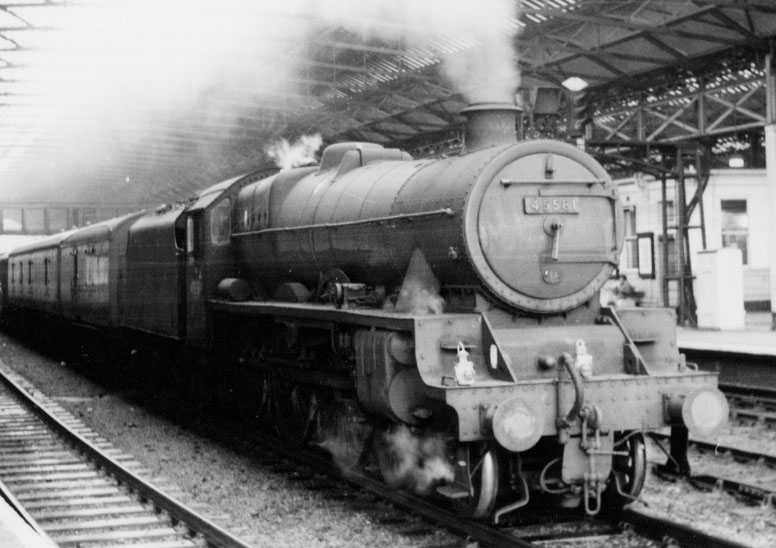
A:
[
  {"xmin": 232, "ymin": 102, "xmax": 617, "ymax": 315},
  {"xmin": 1, "ymin": 102, "xmax": 730, "ymax": 525}
]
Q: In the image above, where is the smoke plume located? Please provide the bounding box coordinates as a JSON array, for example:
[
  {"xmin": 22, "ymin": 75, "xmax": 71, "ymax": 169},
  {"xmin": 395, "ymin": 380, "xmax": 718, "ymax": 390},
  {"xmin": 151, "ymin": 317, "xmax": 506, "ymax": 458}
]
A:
[
  {"xmin": 265, "ymin": 133, "xmax": 323, "ymax": 170},
  {"xmin": 0, "ymin": 0, "xmax": 521, "ymax": 202},
  {"xmin": 378, "ymin": 425, "xmax": 454, "ymax": 494},
  {"xmin": 311, "ymin": 0, "xmax": 521, "ymax": 103}
]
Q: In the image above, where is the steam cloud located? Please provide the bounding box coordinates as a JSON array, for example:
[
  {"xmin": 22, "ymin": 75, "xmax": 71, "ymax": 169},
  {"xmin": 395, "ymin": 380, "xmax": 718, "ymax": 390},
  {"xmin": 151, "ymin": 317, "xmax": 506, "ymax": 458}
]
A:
[
  {"xmin": 392, "ymin": 279, "xmax": 445, "ymax": 315},
  {"xmin": 392, "ymin": 248, "xmax": 445, "ymax": 315},
  {"xmin": 0, "ymin": 0, "xmax": 521, "ymax": 202},
  {"xmin": 378, "ymin": 425, "xmax": 454, "ymax": 494},
  {"xmin": 313, "ymin": 0, "xmax": 520, "ymax": 103},
  {"xmin": 265, "ymin": 133, "xmax": 323, "ymax": 170}
]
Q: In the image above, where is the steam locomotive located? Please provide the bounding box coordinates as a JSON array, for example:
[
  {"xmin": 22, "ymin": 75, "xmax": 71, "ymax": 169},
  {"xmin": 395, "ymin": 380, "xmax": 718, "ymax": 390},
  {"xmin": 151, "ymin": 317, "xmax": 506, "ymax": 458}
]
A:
[{"xmin": 0, "ymin": 103, "xmax": 728, "ymax": 522}]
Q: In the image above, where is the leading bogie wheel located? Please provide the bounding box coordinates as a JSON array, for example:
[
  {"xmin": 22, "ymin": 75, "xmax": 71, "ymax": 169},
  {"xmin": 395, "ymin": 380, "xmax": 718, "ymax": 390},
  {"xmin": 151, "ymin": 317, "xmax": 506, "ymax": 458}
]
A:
[
  {"xmin": 603, "ymin": 431, "xmax": 646, "ymax": 509},
  {"xmin": 453, "ymin": 446, "xmax": 500, "ymax": 519}
]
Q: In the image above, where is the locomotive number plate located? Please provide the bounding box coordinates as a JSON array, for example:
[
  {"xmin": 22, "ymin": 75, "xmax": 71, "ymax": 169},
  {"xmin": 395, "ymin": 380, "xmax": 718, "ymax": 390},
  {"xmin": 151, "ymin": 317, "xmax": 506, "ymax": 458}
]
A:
[{"xmin": 523, "ymin": 196, "xmax": 580, "ymax": 215}]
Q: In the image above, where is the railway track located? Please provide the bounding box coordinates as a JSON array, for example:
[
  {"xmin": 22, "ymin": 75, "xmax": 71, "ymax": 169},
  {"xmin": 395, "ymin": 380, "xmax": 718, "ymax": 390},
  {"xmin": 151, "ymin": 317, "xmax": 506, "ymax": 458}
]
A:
[
  {"xmin": 721, "ymin": 382, "xmax": 776, "ymax": 426},
  {"xmin": 0, "ymin": 363, "xmax": 253, "ymax": 548},
  {"xmin": 721, "ymin": 383, "xmax": 776, "ymax": 406},
  {"xmin": 682, "ymin": 347, "xmax": 776, "ymax": 421},
  {"xmin": 651, "ymin": 432, "xmax": 776, "ymax": 508},
  {"xmin": 682, "ymin": 348, "xmax": 776, "ymax": 391},
  {"xmin": 252, "ymin": 424, "xmax": 750, "ymax": 547},
  {"xmin": 0, "ymin": 355, "xmax": 752, "ymax": 548}
]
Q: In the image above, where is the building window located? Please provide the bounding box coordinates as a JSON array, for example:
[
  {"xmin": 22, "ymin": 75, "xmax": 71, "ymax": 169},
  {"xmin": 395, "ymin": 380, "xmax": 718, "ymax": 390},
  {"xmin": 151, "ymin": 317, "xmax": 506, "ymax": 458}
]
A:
[
  {"xmin": 44, "ymin": 257, "xmax": 49, "ymax": 286},
  {"xmin": 721, "ymin": 199, "xmax": 748, "ymax": 264},
  {"xmin": 623, "ymin": 206, "xmax": 637, "ymax": 269},
  {"xmin": 10, "ymin": 263, "xmax": 14, "ymax": 284},
  {"xmin": 81, "ymin": 208, "xmax": 97, "ymax": 226},
  {"xmin": 48, "ymin": 208, "xmax": 68, "ymax": 232},
  {"xmin": 2, "ymin": 208, "xmax": 23, "ymax": 233},
  {"xmin": 24, "ymin": 209, "xmax": 45, "ymax": 233},
  {"xmin": 27, "ymin": 260, "xmax": 32, "ymax": 284},
  {"xmin": 657, "ymin": 234, "xmax": 678, "ymax": 277}
]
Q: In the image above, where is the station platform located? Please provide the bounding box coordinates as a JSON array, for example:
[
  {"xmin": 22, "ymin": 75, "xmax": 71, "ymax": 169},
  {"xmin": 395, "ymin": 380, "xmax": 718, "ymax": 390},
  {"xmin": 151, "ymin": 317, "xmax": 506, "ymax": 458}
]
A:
[
  {"xmin": 677, "ymin": 312, "xmax": 776, "ymax": 357},
  {"xmin": 676, "ymin": 312, "xmax": 776, "ymax": 388},
  {"xmin": 0, "ymin": 489, "xmax": 55, "ymax": 548}
]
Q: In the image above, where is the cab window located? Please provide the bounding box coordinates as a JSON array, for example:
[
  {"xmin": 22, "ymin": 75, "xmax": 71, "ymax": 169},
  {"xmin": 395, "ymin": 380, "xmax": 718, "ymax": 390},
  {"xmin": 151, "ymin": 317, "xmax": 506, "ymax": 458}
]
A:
[{"xmin": 210, "ymin": 199, "xmax": 231, "ymax": 246}]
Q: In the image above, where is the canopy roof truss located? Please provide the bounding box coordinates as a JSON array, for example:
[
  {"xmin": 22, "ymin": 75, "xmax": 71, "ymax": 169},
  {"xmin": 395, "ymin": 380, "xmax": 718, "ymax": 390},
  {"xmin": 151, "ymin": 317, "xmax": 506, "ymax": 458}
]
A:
[{"xmin": 0, "ymin": 0, "xmax": 775, "ymax": 205}]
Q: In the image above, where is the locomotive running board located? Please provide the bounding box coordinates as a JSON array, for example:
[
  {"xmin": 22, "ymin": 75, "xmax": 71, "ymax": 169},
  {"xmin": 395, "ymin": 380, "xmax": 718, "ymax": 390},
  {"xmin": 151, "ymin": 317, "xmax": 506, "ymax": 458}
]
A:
[
  {"xmin": 211, "ymin": 298, "xmax": 519, "ymax": 384},
  {"xmin": 209, "ymin": 299, "xmax": 473, "ymax": 331}
]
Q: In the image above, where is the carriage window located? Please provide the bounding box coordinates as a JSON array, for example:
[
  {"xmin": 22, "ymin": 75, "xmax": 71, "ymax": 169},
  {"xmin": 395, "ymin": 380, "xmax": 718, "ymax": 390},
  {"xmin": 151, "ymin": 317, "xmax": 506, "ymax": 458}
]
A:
[
  {"xmin": 44, "ymin": 257, "xmax": 49, "ymax": 286},
  {"xmin": 10, "ymin": 263, "xmax": 14, "ymax": 284},
  {"xmin": 27, "ymin": 260, "xmax": 32, "ymax": 284},
  {"xmin": 210, "ymin": 199, "xmax": 231, "ymax": 245}
]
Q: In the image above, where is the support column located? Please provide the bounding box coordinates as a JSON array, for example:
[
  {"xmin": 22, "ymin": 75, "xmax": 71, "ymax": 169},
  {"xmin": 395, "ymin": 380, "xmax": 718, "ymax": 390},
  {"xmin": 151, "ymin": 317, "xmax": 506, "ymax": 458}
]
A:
[
  {"xmin": 676, "ymin": 149, "xmax": 688, "ymax": 325},
  {"xmin": 766, "ymin": 54, "xmax": 776, "ymax": 329}
]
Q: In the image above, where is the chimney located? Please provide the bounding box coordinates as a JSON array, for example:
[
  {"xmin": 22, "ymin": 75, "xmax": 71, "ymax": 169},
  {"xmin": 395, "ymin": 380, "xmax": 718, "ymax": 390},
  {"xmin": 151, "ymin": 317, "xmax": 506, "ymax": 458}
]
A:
[{"xmin": 460, "ymin": 102, "xmax": 520, "ymax": 152}]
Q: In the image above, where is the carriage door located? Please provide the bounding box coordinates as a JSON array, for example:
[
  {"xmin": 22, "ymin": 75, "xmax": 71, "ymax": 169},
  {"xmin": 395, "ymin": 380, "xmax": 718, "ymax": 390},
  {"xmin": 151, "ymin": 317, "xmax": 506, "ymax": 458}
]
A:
[
  {"xmin": 185, "ymin": 198, "xmax": 232, "ymax": 348},
  {"xmin": 184, "ymin": 211, "xmax": 205, "ymax": 346}
]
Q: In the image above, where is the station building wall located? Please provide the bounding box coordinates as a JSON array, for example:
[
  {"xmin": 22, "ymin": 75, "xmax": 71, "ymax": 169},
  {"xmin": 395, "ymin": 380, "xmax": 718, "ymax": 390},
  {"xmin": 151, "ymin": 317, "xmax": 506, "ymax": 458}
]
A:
[{"xmin": 615, "ymin": 168, "xmax": 770, "ymax": 309}]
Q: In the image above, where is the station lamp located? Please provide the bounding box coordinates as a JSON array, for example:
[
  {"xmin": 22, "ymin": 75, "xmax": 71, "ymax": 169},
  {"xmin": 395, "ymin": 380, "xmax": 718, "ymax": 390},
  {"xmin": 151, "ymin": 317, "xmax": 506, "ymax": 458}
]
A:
[
  {"xmin": 561, "ymin": 78, "xmax": 592, "ymax": 139},
  {"xmin": 561, "ymin": 76, "xmax": 589, "ymax": 92}
]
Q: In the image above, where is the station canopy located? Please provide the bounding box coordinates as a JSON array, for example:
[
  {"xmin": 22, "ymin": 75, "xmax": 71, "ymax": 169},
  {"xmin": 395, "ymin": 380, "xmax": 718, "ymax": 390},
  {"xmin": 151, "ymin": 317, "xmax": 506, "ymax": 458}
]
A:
[{"xmin": 1, "ymin": 0, "xmax": 775, "ymax": 205}]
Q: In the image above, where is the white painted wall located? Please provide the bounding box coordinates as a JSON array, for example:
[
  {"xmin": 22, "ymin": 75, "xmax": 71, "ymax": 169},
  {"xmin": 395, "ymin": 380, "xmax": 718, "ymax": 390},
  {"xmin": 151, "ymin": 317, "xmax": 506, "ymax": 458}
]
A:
[{"xmin": 615, "ymin": 168, "xmax": 770, "ymax": 305}]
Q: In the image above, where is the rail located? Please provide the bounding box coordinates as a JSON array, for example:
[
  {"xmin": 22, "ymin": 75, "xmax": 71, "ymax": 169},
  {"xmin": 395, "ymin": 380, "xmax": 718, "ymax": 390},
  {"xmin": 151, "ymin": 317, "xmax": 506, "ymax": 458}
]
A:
[{"xmin": 0, "ymin": 363, "xmax": 253, "ymax": 548}]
